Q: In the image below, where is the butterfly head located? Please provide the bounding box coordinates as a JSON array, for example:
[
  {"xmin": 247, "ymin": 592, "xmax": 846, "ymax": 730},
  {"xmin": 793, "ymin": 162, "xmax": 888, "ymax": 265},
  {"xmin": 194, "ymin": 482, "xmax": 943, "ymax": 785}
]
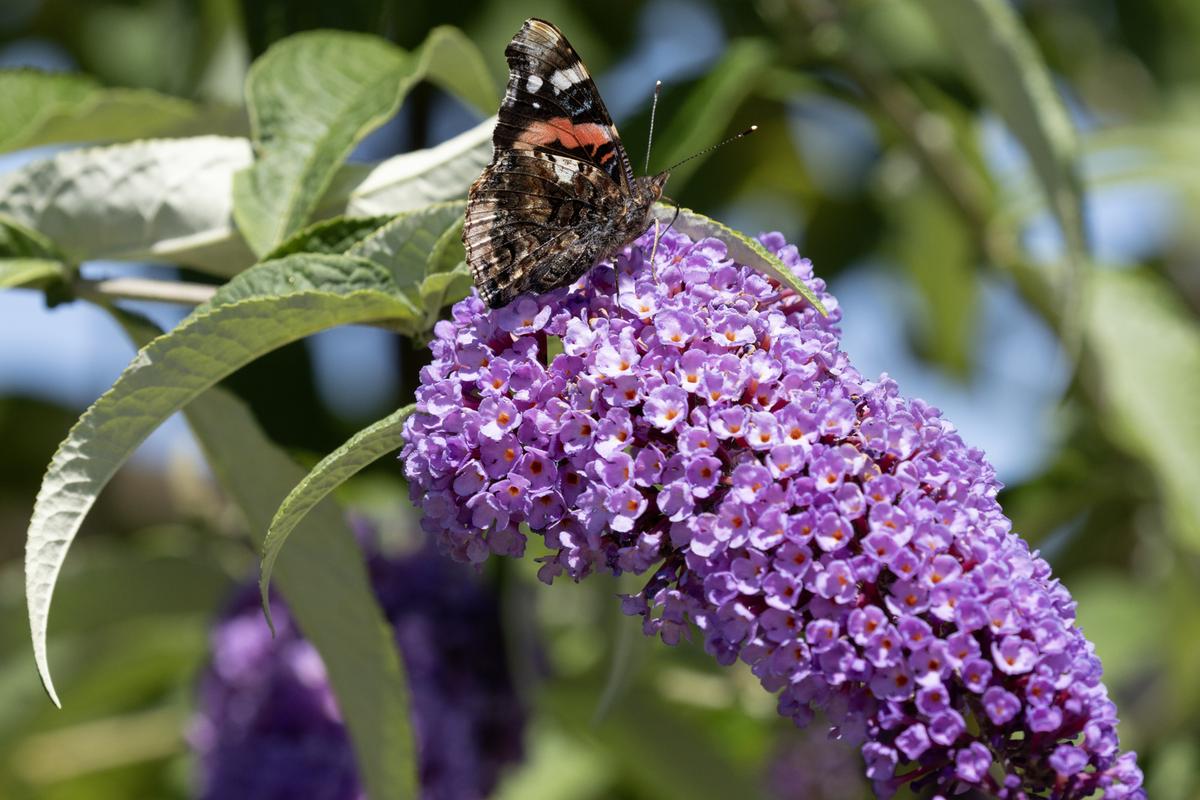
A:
[{"xmin": 628, "ymin": 171, "xmax": 669, "ymax": 230}]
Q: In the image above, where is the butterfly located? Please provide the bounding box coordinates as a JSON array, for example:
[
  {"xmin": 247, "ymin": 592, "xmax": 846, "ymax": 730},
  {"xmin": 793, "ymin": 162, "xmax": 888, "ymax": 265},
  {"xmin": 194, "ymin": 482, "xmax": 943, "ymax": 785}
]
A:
[{"xmin": 464, "ymin": 18, "xmax": 670, "ymax": 310}]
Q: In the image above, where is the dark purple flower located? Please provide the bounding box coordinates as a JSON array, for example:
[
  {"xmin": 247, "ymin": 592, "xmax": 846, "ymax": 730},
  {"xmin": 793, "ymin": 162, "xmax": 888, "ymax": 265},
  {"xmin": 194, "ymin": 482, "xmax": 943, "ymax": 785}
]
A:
[
  {"xmin": 191, "ymin": 540, "xmax": 525, "ymax": 799},
  {"xmin": 402, "ymin": 226, "xmax": 1144, "ymax": 799}
]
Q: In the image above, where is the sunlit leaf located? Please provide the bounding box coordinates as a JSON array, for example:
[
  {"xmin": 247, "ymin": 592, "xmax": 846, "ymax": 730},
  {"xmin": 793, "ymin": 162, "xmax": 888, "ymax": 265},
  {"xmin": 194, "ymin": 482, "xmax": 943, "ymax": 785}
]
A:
[
  {"xmin": 0, "ymin": 120, "xmax": 489, "ymax": 278},
  {"xmin": 0, "ymin": 137, "xmax": 257, "ymax": 276},
  {"xmin": 259, "ymin": 404, "xmax": 416, "ymax": 622},
  {"xmin": 348, "ymin": 202, "xmax": 466, "ymax": 298},
  {"xmin": 233, "ymin": 32, "xmax": 412, "ymax": 255},
  {"xmin": 322, "ymin": 117, "xmax": 492, "ymax": 219},
  {"xmin": 0, "ymin": 215, "xmax": 67, "ymax": 290}
]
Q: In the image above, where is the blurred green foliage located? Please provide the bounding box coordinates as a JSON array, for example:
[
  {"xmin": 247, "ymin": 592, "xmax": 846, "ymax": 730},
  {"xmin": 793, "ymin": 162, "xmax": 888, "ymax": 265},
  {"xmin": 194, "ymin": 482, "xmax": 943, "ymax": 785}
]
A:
[{"xmin": 2, "ymin": 0, "xmax": 1199, "ymax": 798}]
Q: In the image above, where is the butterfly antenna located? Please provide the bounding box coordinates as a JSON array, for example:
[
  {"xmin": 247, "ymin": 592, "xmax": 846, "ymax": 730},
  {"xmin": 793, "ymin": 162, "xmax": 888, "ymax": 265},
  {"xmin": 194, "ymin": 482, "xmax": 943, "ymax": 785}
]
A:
[
  {"xmin": 662, "ymin": 125, "xmax": 757, "ymax": 174},
  {"xmin": 644, "ymin": 80, "xmax": 662, "ymax": 175}
]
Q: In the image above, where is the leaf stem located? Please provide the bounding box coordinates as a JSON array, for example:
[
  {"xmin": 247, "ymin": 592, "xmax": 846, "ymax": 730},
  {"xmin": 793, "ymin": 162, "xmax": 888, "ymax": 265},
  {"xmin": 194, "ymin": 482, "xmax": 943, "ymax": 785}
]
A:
[{"xmin": 73, "ymin": 276, "xmax": 217, "ymax": 306}]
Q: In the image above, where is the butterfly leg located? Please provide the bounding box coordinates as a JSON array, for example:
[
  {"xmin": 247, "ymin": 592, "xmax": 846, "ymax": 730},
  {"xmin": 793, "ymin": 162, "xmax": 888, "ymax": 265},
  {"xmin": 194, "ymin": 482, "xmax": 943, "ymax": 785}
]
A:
[{"xmin": 649, "ymin": 218, "xmax": 663, "ymax": 282}]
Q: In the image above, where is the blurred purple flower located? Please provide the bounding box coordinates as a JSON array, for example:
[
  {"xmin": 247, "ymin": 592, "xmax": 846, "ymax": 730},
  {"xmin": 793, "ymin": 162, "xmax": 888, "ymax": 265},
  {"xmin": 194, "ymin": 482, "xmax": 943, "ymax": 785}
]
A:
[
  {"xmin": 401, "ymin": 227, "xmax": 1144, "ymax": 799},
  {"xmin": 766, "ymin": 725, "xmax": 869, "ymax": 799},
  {"xmin": 191, "ymin": 541, "xmax": 525, "ymax": 799}
]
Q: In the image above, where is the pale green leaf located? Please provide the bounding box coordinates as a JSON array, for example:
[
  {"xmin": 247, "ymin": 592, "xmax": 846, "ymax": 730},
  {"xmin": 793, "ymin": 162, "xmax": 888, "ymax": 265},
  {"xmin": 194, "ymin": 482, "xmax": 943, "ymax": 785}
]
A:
[
  {"xmin": 332, "ymin": 117, "xmax": 492, "ymax": 219},
  {"xmin": 1087, "ymin": 268, "xmax": 1200, "ymax": 549},
  {"xmin": 259, "ymin": 404, "xmax": 416, "ymax": 622},
  {"xmin": 0, "ymin": 120, "xmax": 490, "ymax": 278},
  {"xmin": 417, "ymin": 264, "xmax": 473, "ymax": 330},
  {"xmin": 651, "ymin": 205, "xmax": 829, "ymax": 316},
  {"xmin": 653, "ymin": 40, "xmax": 773, "ymax": 187},
  {"xmin": 917, "ymin": 0, "xmax": 1085, "ymax": 261},
  {"xmin": 0, "ymin": 213, "xmax": 62, "ymax": 260},
  {"xmin": 25, "ymin": 254, "xmax": 414, "ymax": 707},
  {"xmin": 0, "ymin": 69, "xmax": 223, "ymax": 153},
  {"xmin": 199, "ymin": 251, "xmax": 419, "ymax": 316},
  {"xmin": 0, "ymin": 136, "xmax": 257, "ymax": 275},
  {"xmin": 426, "ymin": 217, "xmax": 466, "ymax": 276}
]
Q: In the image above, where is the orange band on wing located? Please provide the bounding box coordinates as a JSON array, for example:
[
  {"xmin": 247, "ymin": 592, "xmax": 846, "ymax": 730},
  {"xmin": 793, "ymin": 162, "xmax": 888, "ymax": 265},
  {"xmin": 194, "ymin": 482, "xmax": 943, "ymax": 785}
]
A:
[{"xmin": 518, "ymin": 117, "xmax": 612, "ymax": 153}]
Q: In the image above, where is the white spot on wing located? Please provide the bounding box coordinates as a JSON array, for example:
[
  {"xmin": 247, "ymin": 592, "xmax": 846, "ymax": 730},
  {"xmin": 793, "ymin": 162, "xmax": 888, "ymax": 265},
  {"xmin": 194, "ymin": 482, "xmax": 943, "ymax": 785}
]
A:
[
  {"xmin": 553, "ymin": 160, "xmax": 575, "ymax": 183},
  {"xmin": 526, "ymin": 74, "xmax": 543, "ymax": 93},
  {"xmin": 549, "ymin": 66, "xmax": 584, "ymax": 93}
]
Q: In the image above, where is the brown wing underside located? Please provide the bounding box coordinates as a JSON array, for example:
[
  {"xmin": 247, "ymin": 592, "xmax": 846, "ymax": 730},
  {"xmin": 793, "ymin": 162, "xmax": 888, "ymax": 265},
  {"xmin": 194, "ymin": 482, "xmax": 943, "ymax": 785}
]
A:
[{"xmin": 464, "ymin": 150, "xmax": 626, "ymax": 309}]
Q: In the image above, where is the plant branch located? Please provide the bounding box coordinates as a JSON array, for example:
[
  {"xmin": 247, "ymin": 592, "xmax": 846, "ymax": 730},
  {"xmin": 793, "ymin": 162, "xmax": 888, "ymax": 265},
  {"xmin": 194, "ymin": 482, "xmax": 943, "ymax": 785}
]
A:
[{"xmin": 73, "ymin": 276, "xmax": 217, "ymax": 306}]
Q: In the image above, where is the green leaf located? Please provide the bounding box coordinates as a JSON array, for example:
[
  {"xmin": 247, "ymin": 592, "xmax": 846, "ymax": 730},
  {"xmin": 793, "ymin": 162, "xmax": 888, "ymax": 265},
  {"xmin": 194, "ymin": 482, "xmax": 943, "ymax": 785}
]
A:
[
  {"xmin": 199, "ymin": 251, "xmax": 418, "ymax": 315},
  {"xmin": 548, "ymin": 683, "xmax": 765, "ymax": 800},
  {"xmin": 0, "ymin": 214, "xmax": 66, "ymax": 290},
  {"xmin": 1086, "ymin": 268, "xmax": 1200, "ymax": 550},
  {"xmin": 0, "ymin": 136, "xmax": 257, "ymax": 275},
  {"xmin": 184, "ymin": 387, "xmax": 417, "ymax": 800},
  {"xmin": 234, "ymin": 26, "xmax": 495, "ymax": 256},
  {"xmin": 419, "ymin": 26, "xmax": 500, "ymax": 116},
  {"xmin": 416, "ymin": 218, "xmax": 471, "ymax": 327},
  {"xmin": 0, "ymin": 69, "xmax": 218, "ymax": 153},
  {"xmin": 259, "ymin": 404, "xmax": 416, "ymax": 623},
  {"xmin": 0, "ymin": 214, "xmax": 62, "ymax": 260},
  {"xmin": 111, "ymin": 310, "xmax": 417, "ymax": 800},
  {"xmin": 653, "ymin": 39, "xmax": 773, "ymax": 188},
  {"xmin": 263, "ymin": 215, "xmax": 395, "ymax": 261},
  {"xmin": 24, "ymin": 254, "xmax": 415, "ymax": 707},
  {"xmin": 0, "ymin": 260, "xmax": 65, "ymax": 290},
  {"xmin": 233, "ymin": 32, "xmax": 412, "ymax": 255},
  {"xmin": 348, "ymin": 202, "xmax": 466, "ymax": 292},
  {"xmin": 651, "ymin": 205, "xmax": 829, "ymax": 316},
  {"xmin": 891, "ymin": 184, "xmax": 977, "ymax": 377},
  {"xmin": 916, "ymin": 0, "xmax": 1085, "ymax": 262}
]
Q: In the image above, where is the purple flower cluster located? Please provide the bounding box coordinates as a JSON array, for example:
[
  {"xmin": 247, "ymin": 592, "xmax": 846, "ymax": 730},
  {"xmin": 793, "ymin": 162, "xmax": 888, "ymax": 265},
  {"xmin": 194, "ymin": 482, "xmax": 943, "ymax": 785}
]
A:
[
  {"xmin": 401, "ymin": 227, "xmax": 1144, "ymax": 799},
  {"xmin": 191, "ymin": 540, "xmax": 524, "ymax": 800}
]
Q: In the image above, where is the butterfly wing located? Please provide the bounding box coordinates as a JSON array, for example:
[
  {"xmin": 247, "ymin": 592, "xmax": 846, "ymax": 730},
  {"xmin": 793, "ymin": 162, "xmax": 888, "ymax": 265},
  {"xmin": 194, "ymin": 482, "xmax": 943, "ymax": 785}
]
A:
[
  {"xmin": 465, "ymin": 150, "xmax": 629, "ymax": 309},
  {"xmin": 464, "ymin": 18, "xmax": 655, "ymax": 309},
  {"xmin": 495, "ymin": 18, "xmax": 635, "ymax": 189}
]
